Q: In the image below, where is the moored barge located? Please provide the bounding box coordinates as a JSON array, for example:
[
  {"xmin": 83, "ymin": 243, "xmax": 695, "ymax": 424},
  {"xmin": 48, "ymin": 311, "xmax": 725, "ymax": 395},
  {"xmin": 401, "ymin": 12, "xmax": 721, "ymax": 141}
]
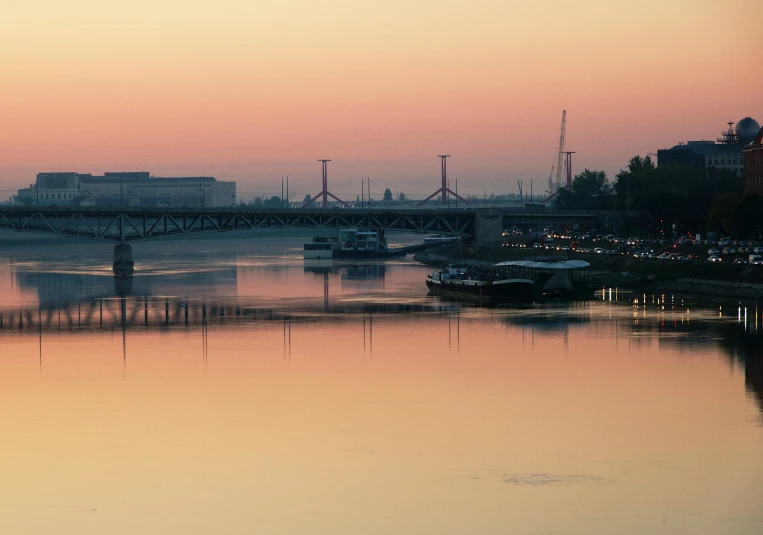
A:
[{"xmin": 425, "ymin": 265, "xmax": 535, "ymax": 302}]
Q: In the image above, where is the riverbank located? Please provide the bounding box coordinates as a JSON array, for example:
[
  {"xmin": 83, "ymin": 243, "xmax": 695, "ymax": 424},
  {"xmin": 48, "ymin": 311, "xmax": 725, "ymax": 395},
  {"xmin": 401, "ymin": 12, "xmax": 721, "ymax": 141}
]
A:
[{"xmin": 414, "ymin": 245, "xmax": 763, "ymax": 300}]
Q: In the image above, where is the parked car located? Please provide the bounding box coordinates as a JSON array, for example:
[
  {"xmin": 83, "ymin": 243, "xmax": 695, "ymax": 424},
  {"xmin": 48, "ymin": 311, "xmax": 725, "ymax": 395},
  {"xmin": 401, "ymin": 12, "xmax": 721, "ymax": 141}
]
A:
[{"xmin": 708, "ymin": 248, "xmax": 720, "ymax": 256}]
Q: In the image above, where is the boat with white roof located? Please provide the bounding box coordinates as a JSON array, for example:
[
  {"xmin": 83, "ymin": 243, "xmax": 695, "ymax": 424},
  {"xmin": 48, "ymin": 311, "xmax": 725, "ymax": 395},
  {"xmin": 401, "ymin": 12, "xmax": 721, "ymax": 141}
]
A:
[
  {"xmin": 426, "ymin": 265, "xmax": 535, "ymax": 302},
  {"xmin": 426, "ymin": 259, "xmax": 590, "ymax": 302},
  {"xmin": 493, "ymin": 259, "xmax": 590, "ymax": 296}
]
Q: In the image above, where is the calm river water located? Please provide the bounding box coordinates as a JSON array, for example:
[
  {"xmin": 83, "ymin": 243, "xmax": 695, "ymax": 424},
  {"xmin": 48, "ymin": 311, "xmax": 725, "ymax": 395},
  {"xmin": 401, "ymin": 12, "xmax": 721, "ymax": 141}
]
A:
[{"xmin": 0, "ymin": 234, "xmax": 761, "ymax": 535}]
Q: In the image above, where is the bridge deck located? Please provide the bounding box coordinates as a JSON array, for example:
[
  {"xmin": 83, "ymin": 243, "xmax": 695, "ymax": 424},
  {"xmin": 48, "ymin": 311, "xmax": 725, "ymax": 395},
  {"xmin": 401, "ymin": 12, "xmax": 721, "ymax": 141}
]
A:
[
  {"xmin": 0, "ymin": 207, "xmax": 600, "ymax": 243},
  {"xmin": 0, "ymin": 207, "xmax": 477, "ymax": 242}
]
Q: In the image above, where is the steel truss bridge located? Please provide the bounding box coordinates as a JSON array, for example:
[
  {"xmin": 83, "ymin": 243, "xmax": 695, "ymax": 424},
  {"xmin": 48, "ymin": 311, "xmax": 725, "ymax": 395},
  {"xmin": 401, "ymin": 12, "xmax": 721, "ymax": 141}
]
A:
[
  {"xmin": 0, "ymin": 207, "xmax": 603, "ymax": 244},
  {"xmin": 0, "ymin": 207, "xmax": 477, "ymax": 242}
]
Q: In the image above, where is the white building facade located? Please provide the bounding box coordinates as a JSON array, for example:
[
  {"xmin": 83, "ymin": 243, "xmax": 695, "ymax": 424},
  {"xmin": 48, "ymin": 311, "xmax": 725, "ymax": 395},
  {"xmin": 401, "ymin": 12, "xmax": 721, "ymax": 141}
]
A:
[{"xmin": 14, "ymin": 172, "xmax": 236, "ymax": 208}]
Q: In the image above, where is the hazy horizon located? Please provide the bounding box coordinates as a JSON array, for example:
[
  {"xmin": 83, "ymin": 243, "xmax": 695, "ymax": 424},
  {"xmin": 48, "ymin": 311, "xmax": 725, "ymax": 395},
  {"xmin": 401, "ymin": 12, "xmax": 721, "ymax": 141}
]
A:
[{"xmin": 2, "ymin": 0, "xmax": 761, "ymax": 199}]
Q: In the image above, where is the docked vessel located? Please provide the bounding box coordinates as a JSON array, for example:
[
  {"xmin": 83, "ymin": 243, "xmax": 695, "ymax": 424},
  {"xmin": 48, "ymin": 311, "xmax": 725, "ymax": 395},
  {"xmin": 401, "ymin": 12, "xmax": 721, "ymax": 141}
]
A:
[
  {"xmin": 335, "ymin": 228, "xmax": 404, "ymax": 258},
  {"xmin": 426, "ymin": 260, "xmax": 591, "ymax": 302},
  {"xmin": 303, "ymin": 228, "xmax": 405, "ymax": 259},
  {"xmin": 303, "ymin": 236, "xmax": 341, "ymax": 259},
  {"xmin": 494, "ymin": 260, "xmax": 590, "ymax": 297},
  {"xmin": 426, "ymin": 265, "xmax": 535, "ymax": 302}
]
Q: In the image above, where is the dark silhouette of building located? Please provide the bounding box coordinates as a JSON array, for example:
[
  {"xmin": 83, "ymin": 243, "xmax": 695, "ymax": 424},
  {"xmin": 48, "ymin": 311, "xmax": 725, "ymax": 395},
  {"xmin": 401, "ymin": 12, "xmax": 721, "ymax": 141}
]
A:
[
  {"xmin": 657, "ymin": 118, "xmax": 759, "ymax": 178},
  {"xmin": 743, "ymin": 126, "xmax": 763, "ymax": 195}
]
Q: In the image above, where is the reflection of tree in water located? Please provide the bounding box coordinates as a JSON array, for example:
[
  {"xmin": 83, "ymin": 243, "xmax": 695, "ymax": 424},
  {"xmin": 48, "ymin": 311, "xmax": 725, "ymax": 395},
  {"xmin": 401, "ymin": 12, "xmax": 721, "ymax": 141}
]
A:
[
  {"xmin": 716, "ymin": 323, "xmax": 763, "ymax": 415},
  {"xmin": 747, "ymin": 357, "xmax": 763, "ymax": 415},
  {"xmin": 500, "ymin": 297, "xmax": 763, "ymax": 416},
  {"xmin": 641, "ymin": 315, "xmax": 763, "ymax": 415}
]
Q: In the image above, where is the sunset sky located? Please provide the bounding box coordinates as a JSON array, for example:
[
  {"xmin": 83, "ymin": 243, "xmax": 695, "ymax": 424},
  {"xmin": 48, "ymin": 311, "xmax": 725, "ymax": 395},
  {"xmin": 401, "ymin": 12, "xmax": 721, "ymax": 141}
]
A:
[{"xmin": 1, "ymin": 0, "xmax": 761, "ymax": 199}]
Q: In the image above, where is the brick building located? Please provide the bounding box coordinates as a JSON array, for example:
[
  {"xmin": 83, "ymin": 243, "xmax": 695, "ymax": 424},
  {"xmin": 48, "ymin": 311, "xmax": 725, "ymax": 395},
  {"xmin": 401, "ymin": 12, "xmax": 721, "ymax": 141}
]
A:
[{"xmin": 744, "ymin": 127, "xmax": 763, "ymax": 195}]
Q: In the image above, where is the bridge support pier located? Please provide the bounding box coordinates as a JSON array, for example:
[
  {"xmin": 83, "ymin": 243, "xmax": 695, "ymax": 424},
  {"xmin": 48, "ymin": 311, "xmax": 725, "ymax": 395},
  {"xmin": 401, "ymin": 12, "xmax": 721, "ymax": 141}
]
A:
[
  {"xmin": 113, "ymin": 244, "xmax": 134, "ymax": 276},
  {"xmin": 114, "ymin": 274, "xmax": 133, "ymax": 297},
  {"xmin": 471, "ymin": 208, "xmax": 503, "ymax": 250}
]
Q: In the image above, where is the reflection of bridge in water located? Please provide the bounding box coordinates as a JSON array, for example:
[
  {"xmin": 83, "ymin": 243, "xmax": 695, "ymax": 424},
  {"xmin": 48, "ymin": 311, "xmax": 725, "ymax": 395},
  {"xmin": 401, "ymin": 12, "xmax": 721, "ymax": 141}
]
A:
[
  {"xmin": 0, "ymin": 295, "xmax": 442, "ymax": 333},
  {"xmin": 1, "ymin": 290, "xmax": 759, "ymax": 414}
]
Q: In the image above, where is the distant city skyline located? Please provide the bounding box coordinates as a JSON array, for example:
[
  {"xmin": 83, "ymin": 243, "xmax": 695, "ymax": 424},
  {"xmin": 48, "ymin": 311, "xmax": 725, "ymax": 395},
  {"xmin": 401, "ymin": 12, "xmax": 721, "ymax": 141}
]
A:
[{"xmin": 1, "ymin": 0, "xmax": 761, "ymax": 198}]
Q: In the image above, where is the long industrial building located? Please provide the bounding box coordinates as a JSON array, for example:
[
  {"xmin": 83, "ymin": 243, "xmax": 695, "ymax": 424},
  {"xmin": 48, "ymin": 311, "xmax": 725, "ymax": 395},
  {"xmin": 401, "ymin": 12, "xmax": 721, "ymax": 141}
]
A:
[
  {"xmin": 14, "ymin": 171, "xmax": 236, "ymax": 208},
  {"xmin": 656, "ymin": 117, "xmax": 760, "ymax": 177}
]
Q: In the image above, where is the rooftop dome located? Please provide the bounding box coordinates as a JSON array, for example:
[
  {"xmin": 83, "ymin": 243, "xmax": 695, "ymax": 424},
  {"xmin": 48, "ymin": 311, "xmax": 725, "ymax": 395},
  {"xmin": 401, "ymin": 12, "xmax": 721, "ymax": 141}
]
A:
[{"xmin": 737, "ymin": 117, "xmax": 760, "ymax": 145}]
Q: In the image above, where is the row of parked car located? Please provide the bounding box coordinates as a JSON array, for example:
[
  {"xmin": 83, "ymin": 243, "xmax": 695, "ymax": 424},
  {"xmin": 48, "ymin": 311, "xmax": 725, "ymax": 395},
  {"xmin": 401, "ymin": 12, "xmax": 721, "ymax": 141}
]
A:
[
  {"xmin": 571, "ymin": 247, "xmax": 763, "ymax": 265},
  {"xmin": 575, "ymin": 247, "xmax": 621, "ymax": 256},
  {"xmin": 579, "ymin": 248, "xmax": 701, "ymax": 262},
  {"xmin": 708, "ymin": 247, "xmax": 763, "ymax": 256}
]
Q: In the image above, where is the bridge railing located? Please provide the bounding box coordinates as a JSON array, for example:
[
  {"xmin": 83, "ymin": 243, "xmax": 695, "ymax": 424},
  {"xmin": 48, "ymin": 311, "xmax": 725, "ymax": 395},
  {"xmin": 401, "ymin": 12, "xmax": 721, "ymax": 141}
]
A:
[{"xmin": 0, "ymin": 206, "xmax": 478, "ymax": 242}]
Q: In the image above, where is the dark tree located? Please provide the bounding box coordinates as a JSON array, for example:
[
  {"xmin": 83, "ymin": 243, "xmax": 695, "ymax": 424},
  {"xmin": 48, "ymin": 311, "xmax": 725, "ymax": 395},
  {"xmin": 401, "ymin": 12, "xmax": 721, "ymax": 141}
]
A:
[
  {"xmin": 262, "ymin": 196, "xmax": 282, "ymax": 208},
  {"xmin": 731, "ymin": 194, "xmax": 763, "ymax": 238},
  {"xmin": 552, "ymin": 169, "xmax": 613, "ymax": 210},
  {"xmin": 612, "ymin": 154, "xmax": 744, "ymax": 236}
]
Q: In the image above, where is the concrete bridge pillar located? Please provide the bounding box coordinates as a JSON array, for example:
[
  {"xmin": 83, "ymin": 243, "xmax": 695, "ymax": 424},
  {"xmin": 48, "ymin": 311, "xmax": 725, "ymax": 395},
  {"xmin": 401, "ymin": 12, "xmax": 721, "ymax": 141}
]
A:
[
  {"xmin": 472, "ymin": 208, "xmax": 503, "ymax": 249},
  {"xmin": 113, "ymin": 244, "xmax": 134, "ymax": 275}
]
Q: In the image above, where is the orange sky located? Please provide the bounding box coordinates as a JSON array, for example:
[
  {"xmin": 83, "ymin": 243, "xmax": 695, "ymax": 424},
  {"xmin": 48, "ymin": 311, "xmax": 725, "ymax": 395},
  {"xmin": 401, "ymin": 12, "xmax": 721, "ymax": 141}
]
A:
[{"xmin": 1, "ymin": 0, "xmax": 761, "ymax": 199}]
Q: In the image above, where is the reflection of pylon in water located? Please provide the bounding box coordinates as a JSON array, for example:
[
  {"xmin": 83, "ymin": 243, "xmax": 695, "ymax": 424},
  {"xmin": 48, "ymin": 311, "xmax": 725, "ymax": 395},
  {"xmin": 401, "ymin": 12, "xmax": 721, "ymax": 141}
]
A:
[
  {"xmin": 323, "ymin": 271, "xmax": 329, "ymax": 310},
  {"xmin": 303, "ymin": 160, "xmax": 347, "ymax": 208},
  {"xmin": 418, "ymin": 155, "xmax": 469, "ymax": 205}
]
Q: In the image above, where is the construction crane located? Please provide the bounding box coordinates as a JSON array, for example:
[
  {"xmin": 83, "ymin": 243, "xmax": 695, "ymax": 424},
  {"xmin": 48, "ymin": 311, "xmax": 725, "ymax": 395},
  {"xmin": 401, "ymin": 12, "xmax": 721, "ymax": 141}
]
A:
[
  {"xmin": 545, "ymin": 110, "xmax": 567, "ymax": 195},
  {"xmin": 546, "ymin": 166, "xmax": 554, "ymax": 195},
  {"xmin": 554, "ymin": 110, "xmax": 567, "ymax": 190}
]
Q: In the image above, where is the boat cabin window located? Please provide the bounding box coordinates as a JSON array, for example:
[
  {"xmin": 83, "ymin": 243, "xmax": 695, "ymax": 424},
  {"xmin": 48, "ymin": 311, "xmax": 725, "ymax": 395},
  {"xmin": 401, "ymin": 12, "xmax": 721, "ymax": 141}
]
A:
[{"xmin": 340, "ymin": 230, "xmax": 357, "ymax": 242}]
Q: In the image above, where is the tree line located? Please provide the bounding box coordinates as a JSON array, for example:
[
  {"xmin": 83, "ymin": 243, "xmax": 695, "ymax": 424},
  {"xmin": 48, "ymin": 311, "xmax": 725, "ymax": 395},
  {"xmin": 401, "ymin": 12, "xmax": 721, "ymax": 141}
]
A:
[{"xmin": 553, "ymin": 155, "xmax": 761, "ymax": 238}]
